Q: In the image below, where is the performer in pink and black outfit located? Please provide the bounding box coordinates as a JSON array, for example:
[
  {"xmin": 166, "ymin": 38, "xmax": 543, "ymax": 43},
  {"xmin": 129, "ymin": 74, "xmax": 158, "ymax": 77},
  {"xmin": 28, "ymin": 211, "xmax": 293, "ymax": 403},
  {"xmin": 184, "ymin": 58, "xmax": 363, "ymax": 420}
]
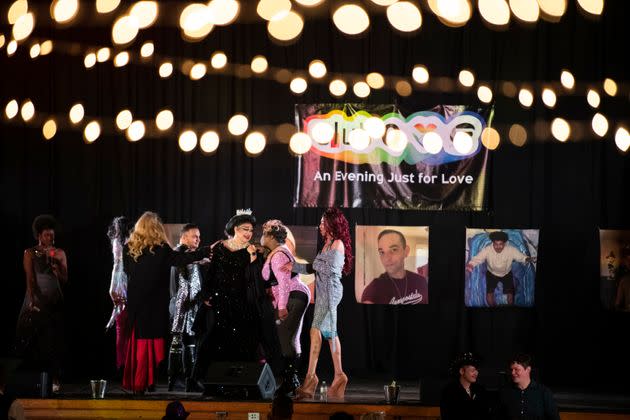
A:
[{"xmin": 261, "ymin": 220, "xmax": 310, "ymax": 395}]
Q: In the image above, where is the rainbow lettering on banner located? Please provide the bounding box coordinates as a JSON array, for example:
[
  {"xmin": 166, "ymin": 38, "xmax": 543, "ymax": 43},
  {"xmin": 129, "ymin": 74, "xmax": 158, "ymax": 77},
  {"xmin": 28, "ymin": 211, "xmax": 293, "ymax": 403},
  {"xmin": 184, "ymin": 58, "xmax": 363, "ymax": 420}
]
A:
[{"xmin": 303, "ymin": 109, "xmax": 487, "ymax": 165}]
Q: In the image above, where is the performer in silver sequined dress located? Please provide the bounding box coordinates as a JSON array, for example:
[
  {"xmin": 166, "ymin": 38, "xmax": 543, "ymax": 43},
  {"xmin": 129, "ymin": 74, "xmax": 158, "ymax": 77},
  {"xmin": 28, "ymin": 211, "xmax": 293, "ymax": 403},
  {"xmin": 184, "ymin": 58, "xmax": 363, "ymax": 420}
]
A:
[{"xmin": 167, "ymin": 224, "xmax": 207, "ymax": 392}]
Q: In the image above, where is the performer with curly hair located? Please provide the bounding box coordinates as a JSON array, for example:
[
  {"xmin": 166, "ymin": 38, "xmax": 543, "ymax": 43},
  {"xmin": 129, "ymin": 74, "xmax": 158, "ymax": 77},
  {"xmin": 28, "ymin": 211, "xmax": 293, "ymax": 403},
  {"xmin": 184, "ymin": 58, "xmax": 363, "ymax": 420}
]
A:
[
  {"xmin": 122, "ymin": 212, "xmax": 210, "ymax": 394},
  {"xmin": 15, "ymin": 214, "xmax": 68, "ymax": 393},
  {"xmin": 292, "ymin": 208, "xmax": 353, "ymax": 400},
  {"xmin": 260, "ymin": 219, "xmax": 311, "ymax": 395}
]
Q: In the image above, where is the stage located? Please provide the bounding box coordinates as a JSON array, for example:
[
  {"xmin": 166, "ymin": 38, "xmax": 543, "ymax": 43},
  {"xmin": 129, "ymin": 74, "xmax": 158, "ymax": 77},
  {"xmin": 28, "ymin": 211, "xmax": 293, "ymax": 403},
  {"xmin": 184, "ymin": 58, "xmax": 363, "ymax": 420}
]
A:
[{"xmin": 14, "ymin": 379, "xmax": 630, "ymax": 420}]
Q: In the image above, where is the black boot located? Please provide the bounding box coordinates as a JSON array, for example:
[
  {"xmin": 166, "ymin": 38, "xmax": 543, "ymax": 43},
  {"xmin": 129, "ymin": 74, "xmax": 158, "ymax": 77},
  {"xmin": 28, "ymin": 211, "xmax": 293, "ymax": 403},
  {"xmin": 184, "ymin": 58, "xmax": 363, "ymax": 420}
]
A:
[
  {"xmin": 167, "ymin": 334, "xmax": 184, "ymax": 391},
  {"xmin": 278, "ymin": 356, "xmax": 301, "ymax": 396},
  {"xmin": 184, "ymin": 344, "xmax": 203, "ymax": 392}
]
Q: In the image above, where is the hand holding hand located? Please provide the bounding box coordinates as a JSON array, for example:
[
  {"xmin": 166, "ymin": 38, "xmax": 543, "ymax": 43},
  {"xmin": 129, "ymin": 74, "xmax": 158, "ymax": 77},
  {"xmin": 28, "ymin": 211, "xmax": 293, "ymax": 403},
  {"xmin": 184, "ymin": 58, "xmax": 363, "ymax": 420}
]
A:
[{"xmin": 278, "ymin": 308, "xmax": 288, "ymax": 320}]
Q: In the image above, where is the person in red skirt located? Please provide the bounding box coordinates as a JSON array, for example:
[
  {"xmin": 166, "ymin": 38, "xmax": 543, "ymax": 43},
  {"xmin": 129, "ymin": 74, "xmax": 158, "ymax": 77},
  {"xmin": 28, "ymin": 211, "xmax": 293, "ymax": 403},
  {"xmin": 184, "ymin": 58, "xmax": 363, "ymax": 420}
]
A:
[{"xmin": 122, "ymin": 211, "xmax": 211, "ymax": 394}]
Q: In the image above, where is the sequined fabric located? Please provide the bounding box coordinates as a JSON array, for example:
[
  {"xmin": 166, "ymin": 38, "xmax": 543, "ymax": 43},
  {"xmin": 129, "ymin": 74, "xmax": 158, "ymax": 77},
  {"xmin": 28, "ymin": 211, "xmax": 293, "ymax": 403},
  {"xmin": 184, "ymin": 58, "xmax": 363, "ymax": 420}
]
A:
[
  {"xmin": 171, "ymin": 262, "xmax": 202, "ymax": 336},
  {"xmin": 203, "ymin": 242, "xmax": 260, "ymax": 361},
  {"xmin": 311, "ymin": 249, "xmax": 344, "ymax": 340}
]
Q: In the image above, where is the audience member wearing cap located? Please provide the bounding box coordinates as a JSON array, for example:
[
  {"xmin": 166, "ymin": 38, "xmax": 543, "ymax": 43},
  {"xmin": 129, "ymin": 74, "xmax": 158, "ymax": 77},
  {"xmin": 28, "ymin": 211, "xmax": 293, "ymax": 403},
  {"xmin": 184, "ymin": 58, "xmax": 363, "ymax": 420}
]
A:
[
  {"xmin": 440, "ymin": 352, "xmax": 491, "ymax": 420},
  {"xmin": 163, "ymin": 400, "xmax": 189, "ymax": 420}
]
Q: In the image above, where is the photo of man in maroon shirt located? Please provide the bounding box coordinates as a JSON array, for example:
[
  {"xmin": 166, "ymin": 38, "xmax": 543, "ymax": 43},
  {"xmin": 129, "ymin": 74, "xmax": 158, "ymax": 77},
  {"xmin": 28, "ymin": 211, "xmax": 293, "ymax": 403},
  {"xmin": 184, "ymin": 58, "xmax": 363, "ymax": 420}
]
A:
[{"xmin": 360, "ymin": 229, "xmax": 428, "ymax": 305}]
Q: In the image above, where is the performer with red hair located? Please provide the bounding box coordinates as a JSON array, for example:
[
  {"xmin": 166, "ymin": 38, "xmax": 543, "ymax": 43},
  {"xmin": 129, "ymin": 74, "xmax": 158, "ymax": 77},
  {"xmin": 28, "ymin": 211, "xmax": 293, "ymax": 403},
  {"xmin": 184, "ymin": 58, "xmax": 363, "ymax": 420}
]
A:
[{"xmin": 293, "ymin": 208, "xmax": 353, "ymax": 400}]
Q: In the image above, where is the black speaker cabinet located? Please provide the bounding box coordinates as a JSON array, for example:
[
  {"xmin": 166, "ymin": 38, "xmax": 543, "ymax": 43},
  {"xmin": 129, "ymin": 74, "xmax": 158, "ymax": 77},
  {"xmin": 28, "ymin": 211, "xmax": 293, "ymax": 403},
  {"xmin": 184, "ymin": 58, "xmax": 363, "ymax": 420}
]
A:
[{"xmin": 202, "ymin": 361, "xmax": 276, "ymax": 400}]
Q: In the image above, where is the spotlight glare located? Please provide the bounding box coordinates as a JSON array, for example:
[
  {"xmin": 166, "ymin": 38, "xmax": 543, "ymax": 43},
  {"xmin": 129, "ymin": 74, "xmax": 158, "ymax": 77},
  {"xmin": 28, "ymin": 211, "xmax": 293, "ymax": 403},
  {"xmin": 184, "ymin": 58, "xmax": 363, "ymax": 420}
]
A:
[
  {"xmin": 423, "ymin": 131, "xmax": 443, "ymax": 154},
  {"xmin": 363, "ymin": 117, "xmax": 386, "ymax": 139},
  {"xmin": 311, "ymin": 122, "xmax": 335, "ymax": 144},
  {"xmin": 348, "ymin": 128, "xmax": 371, "ymax": 151},
  {"xmin": 453, "ymin": 131, "xmax": 473, "ymax": 154}
]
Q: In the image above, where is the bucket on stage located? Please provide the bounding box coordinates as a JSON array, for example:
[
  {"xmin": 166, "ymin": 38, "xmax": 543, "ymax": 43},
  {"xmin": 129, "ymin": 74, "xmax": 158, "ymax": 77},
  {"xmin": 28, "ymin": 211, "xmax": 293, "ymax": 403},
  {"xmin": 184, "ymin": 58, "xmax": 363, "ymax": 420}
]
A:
[
  {"xmin": 383, "ymin": 383, "xmax": 400, "ymax": 404},
  {"xmin": 90, "ymin": 379, "xmax": 107, "ymax": 399}
]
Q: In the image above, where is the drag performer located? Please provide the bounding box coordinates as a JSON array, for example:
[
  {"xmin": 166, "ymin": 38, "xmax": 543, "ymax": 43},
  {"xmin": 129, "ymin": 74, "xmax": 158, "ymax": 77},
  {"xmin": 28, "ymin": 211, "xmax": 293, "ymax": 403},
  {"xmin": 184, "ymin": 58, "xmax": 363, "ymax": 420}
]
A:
[
  {"xmin": 167, "ymin": 223, "xmax": 207, "ymax": 392},
  {"xmin": 261, "ymin": 220, "xmax": 310, "ymax": 396},
  {"xmin": 122, "ymin": 212, "xmax": 210, "ymax": 394},
  {"xmin": 293, "ymin": 208, "xmax": 353, "ymax": 400},
  {"xmin": 193, "ymin": 209, "xmax": 274, "ymax": 379},
  {"xmin": 106, "ymin": 216, "xmax": 132, "ymax": 371},
  {"xmin": 15, "ymin": 215, "xmax": 68, "ymax": 393}
]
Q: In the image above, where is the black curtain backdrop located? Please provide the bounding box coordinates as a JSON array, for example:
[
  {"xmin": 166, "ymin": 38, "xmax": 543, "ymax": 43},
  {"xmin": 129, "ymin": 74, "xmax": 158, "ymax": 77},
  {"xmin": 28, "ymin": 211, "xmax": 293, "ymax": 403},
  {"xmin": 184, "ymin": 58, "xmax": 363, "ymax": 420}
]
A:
[{"xmin": 1, "ymin": 1, "xmax": 629, "ymax": 393}]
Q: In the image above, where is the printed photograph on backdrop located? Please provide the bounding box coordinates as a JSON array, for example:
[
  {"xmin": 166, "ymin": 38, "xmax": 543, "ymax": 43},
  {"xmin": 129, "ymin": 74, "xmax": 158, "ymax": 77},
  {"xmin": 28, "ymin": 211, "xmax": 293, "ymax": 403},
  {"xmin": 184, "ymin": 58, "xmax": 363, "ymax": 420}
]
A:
[
  {"xmin": 355, "ymin": 225, "xmax": 429, "ymax": 305},
  {"xmin": 599, "ymin": 229, "xmax": 630, "ymax": 312},
  {"xmin": 465, "ymin": 229, "xmax": 538, "ymax": 308},
  {"xmin": 285, "ymin": 225, "xmax": 318, "ymax": 304}
]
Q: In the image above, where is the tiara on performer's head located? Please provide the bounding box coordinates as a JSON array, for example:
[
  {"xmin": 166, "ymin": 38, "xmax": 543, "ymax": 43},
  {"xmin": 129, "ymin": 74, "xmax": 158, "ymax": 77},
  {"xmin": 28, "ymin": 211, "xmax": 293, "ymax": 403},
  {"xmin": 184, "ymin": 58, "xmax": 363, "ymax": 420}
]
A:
[{"xmin": 236, "ymin": 208, "xmax": 253, "ymax": 216}]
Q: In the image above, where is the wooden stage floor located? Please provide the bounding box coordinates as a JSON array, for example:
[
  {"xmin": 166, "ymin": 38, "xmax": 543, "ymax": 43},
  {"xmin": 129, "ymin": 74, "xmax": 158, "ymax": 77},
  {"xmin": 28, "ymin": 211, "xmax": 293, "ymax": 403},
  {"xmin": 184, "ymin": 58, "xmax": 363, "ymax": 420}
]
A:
[{"xmin": 16, "ymin": 380, "xmax": 630, "ymax": 420}]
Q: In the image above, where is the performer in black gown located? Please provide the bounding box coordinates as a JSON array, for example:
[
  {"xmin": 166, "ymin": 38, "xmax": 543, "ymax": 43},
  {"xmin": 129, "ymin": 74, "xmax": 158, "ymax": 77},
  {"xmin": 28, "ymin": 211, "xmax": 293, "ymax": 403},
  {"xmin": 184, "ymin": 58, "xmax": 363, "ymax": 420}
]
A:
[{"xmin": 193, "ymin": 209, "xmax": 278, "ymax": 380}]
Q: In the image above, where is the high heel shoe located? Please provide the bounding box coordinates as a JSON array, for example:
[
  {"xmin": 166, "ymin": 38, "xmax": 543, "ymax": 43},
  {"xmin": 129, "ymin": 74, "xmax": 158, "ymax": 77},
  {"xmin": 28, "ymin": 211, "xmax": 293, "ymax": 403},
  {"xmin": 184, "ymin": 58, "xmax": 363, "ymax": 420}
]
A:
[
  {"xmin": 328, "ymin": 372, "xmax": 348, "ymax": 400},
  {"xmin": 295, "ymin": 373, "xmax": 318, "ymax": 399}
]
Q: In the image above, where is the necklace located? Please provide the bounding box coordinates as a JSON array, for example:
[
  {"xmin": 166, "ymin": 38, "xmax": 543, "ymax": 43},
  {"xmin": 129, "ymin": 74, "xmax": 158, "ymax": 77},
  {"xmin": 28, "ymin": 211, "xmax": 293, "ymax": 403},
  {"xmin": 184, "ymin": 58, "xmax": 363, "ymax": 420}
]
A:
[
  {"xmin": 226, "ymin": 237, "xmax": 248, "ymax": 251},
  {"xmin": 388, "ymin": 272, "xmax": 409, "ymax": 298}
]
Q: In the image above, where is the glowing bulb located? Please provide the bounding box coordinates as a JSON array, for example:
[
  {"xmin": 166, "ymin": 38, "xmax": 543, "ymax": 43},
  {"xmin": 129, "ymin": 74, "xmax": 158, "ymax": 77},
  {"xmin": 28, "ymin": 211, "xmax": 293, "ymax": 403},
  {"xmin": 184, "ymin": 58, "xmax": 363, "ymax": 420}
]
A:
[
  {"xmin": 8, "ymin": 0, "xmax": 28, "ymax": 25},
  {"xmin": 509, "ymin": 0, "xmax": 539, "ymax": 22},
  {"xmin": 84, "ymin": 52, "xmax": 97, "ymax": 68},
  {"xmin": 159, "ymin": 62, "xmax": 173, "ymax": 78},
  {"xmin": 7, "ymin": 40, "xmax": 18, "ymax": 56},
  {"xmin": 190, "ymin": 63, "xmax": 207, "ymax": 80},
  {"xmin": 40, "ymin": 40, "xmax": 53, "ymax": 55},
  {"xmin": 385, "ymin": 129, "xmax": 408, "ymax": 152},
  {"xmin": 51, "ymin": 0, "xmax": 79, "ymax": 23},
  {"xmin": 267, "ymin": 10, "xmax": 303, "ymax": 42},
  {"xmin": 478, "ymin": 0, "xmax": 510, "ymax": 26},
  {"xmin": 363, "ymin": 117, "xmax": 386, "ymax": 139},
  {"xmin": 308, "ymin": 60, "xmax": 327, "ymax": 79},
  {"xmin": 348, "ymin": 128, "xmax": 370, "ymax": 151},
  {"xmin": 0, "ymin": 35, "xmax": 4, "ymax": 49},
  {"xmin": 251, "ymin": 55, "xmax": 268, "ymax": 73},
  {"xmin": 603, "ymin": 78, "xmax": 617, "ymax": 96},
  {"xmin": 289, "ymin": 132, "xmax": 312, "ymax": 155},
  {"xmin": 42, "ymin": 119, "xmax": 57, "ymax": 140},
  {"xmin": 371, "ymin": 0, "xmax": 397, "ymax": 5},
  {"xmin": 97, "ymin": 47, "xmax": 111, "ymax": 62},
  {"xmin": 13, "ymin": 12, "xmax": 34, "ymax": 42},
  {"xmin": 329, "ymin": 79, "xmax": 347, "ymax": 97},
  {"xmin": 423, "ymin": 132, "xmax": 443, "ymax": 154},
  {"xmin": 84, "ymin": 121, "xmax": 101, "ymax": 143},
  {"xmin": 542, "ymin": 88, "xmax": 557, "ymax": 108},
  {"xmin": 29, "ymin": 43, "xmax": 41, "ymax": 59},
  {"xmin": 615, "ymin": 127, "xmax": 630, "ymax": 152},
  {"xmin": 228, "ymin": 114, "xmax": 248, "ymax": 135},
  {"xmin": 116, "ymin": 109, "xmax": 133, "ymax": 130},
  {"xmin": 5, "ymin": 100, "xmax": 19, "ymax": 119},
  {"xmin": 412, "ymin": 65, "xmax": 429, "ymax": 84},
  {"xmin": 178, "ymin": 130, "xmax": 197, "ymax": 152},
  {"xmin": 244, "ymin": 131, "xmax": 266, "ymax": 155},
  {"xmin": 20, "ymin": 100, "xmax": 35, "ymax": 121},
  {"xmin": 538, "ymin": 0, "xmax": 567, "ymax": 20},
  {"xmin": 69, "ymin": 103, "xmax": 84, "ymax": 124},
  {"xmin": 509, "ymin": 124, "xmax": 527, "ymax": 147},
  {"xmin": 311, "ymin": 122, "xmax": 334, "ymax": 144},
  {"xmin": 453, "ymin": 131, "xmax": 473, "ymax": 154},
  {"xmin": 560, "ymin": 70, "xmax": 575, "ymax": 89},
  {"xmin": 114, "ymin": 51, "xmax": 130, "ymax": 67},
  {"xmin": 591, "ymin": 113, "xmax": 608, "ymax": 137},
  {"xmin": 481, "ymin": 127, "xmax": 500, "ymax": 150},
  {"xmin": 211, "ymin": 51, "xmax": 227, "ymax": 69},
  {"xmin": 96, "ymin": 0, "xmax": 121, "ymax": 14},
  {"xmin": 366, "ymin": 72, "xmax": 385, "ymax": 89},
  {"xmin": 551, "ymin": 118, "xmax": 570, "ymax": 142},
  {"xmin": 155, "ymin": 109, "xmax": 174, "ymax": 131},
  {"xmin": 290, "ymin": 77, "xmax": 308, "ymax": 94},
  {"xmin": 387, "ymin": 1, "xmax": 422, "ymax": 32},
  {"xmin": 129, "ymin": 1, "xmax": 158, "ymax": 29},
  {"xmin": 458, "ymin": 69, "xmax": 475, "ymax": 87},
  {"xmin": 140, "ymin": 42, "xmax": 154, "ymax": 57},
  {"xmin": 333, "ymin": 4, "xmax": 370, "ymax": 35},
  {"xmin": 207, "ymin": 0, "xmax": 240, "ymax": 26},
  {"xmin": 179, "ymin": 3, "xmax": 214, "ymax": 41},
  {"xmin": 112, "ymin": 15, "xmax": 140, "ymax": 45},
  {"xmin": 353, "ymin": 81, "xmax": 370, "ymax": 98},
  {"xmin": 436, "ymin": 0, "xmax": 471, "ymax": 26},
  {"xmin": 518, "ymin": 88, "xmax": 534, "ymax": 107},
  {"xmin": 126, "ymin": 120, "xmax": 145, "ymax": 141},
  {"xmin": 200, "ymin": 131, "xmax": 220, "ymax": 153},
  {"xmin": 257, "ymin": 0, "xmax": 291, "ymax": 21},
  {"xmin": 295, "ymin": 0, "xmax": 324, "ymax": 5},
  {"xmin": 577, "ymin": 0, "xmax": 604, "ymax": 16},
  {"xmin": 586, "ymin": 89, "xmax": 600, "ymax": 108},
  {"xmin": 477, "ymin": 85, "xmax": 493, "ymax": 103}
]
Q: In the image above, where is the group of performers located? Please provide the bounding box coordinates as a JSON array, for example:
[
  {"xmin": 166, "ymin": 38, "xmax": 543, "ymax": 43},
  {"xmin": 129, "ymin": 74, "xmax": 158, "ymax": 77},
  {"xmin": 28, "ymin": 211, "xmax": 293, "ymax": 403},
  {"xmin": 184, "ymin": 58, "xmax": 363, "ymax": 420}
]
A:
[{"xmin": 16, "ymin": 209, "xmax": 353, "ymax": 399}]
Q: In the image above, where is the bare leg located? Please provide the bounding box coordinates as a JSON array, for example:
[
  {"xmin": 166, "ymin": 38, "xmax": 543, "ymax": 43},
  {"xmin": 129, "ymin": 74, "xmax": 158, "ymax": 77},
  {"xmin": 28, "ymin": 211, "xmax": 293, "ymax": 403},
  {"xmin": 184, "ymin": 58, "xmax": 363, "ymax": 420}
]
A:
[
  {"xmin": 486, "ymin": 292, "xmax": 496, "ymax": 307},
  {"xmin": 327, "ymin": 337, "xmax": 343, "ymax": 375},
  {"xmin": 306, "ymin": 328, "xmax": 322, "ymax": 376}
]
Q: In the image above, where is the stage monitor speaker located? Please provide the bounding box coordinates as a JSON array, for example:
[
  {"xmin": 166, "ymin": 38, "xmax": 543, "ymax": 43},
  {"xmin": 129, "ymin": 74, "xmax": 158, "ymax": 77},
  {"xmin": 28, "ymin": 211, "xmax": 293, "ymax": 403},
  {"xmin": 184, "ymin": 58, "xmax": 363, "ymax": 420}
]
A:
[{"xmin": 202, "ymin": 361, "xmax": 276, "ymax": 400}]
